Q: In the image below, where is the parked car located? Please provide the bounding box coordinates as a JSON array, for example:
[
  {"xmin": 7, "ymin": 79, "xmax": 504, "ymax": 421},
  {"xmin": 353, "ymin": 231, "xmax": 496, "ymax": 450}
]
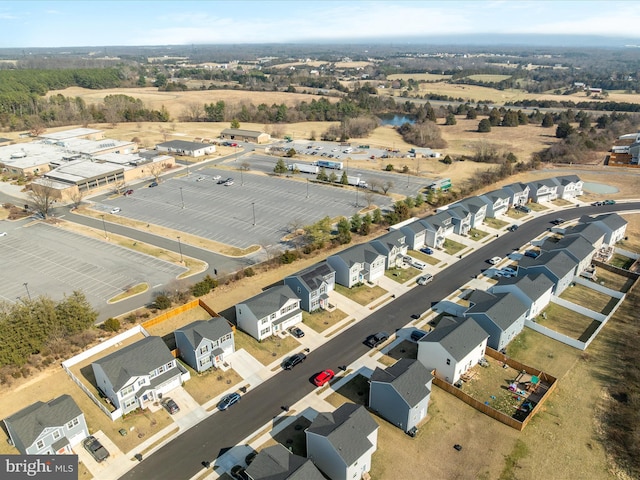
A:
[
  {"xmin": 161, "ymin": 398, "xmax": 180, "ymax": 415},
  {"xmin": 123, "ymin": 189, "xmax": 134, "ymax": 196},
  {"xmin": 289, "ymin": 326, "xmax": 305, "ymax": 338},
  {"xmin": 507, "ymin": 224, "xmax": 519, "ymax": 232},
  {"xmin": 515, "ymin": 204, "xmax": 531, "ymax": 213},
  {"xmin": 83, "ymin": 436, "xmax": 110, "ymax": 463},
  {"xmin": 591, "ymin": 201, "xmax": 603, "ymax": 206},
  {"xmin": 218, "ymin": 392, "xmax": 241, "ymax": 411},
  {"xmin": 149, "ymin": 181, "xmax": 158, "ymax": 188},
  {"xmin": 603, "ymin": 199, "xmax": 616, "ymax": 205},
  {"xmin": 0, "ymin": 232, "xmax": 7, "ymax": 237},
  {"xmin": 365, "ymin": 331, "xmax": 389, "ymax": 348},
  {"xmin": 489, "ymin": 256, "xmax": 502, "ymax": 265},
  {"xmin": 420, "ymin": 247, "xmax": 434, "ymax": 255},
  {"xmin": 224, "ymin": 180, "xmax": 234, "ymax": 186},
  {"xmin": 217, "ymin": 178, "xmax": 227, "ymax": 184},
  {"xmin": 212, "ymin": 175, "xmax": 222, "ymax": 181},
  {"xmin": 313, "ymin": 369, "xmax": 335, "ymax": 387},
  {"xmin": 196, "ymin": 176, "xmax": 205, "ymax": 182},
  {"xmin": 416, "ymin": 273, "xmax": 434, "ymax": 285},
  {"xmin": 410, "ymin": 329, "xmax": 428, "ymax": 342},
  {"xmin": 110, "ymin": 207, "xmax": 121, "ymax": 214},
  {"xmin": 524, "ymin": 250, "xmax": 540, "ymax": 258},
  {"xmin": 283, "ymin": 353, "xmax": 306, "ymax": 370}
]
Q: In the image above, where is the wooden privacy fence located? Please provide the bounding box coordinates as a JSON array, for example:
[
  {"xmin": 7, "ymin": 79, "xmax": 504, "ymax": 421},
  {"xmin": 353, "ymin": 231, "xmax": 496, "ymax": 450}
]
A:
[
  {"xmin": 141, "ymin": 298, "xmax": 234, "ymax": 331},
  {"xmin": 433, "ymin": 349, "xmax": 557, "ymax": 431}
]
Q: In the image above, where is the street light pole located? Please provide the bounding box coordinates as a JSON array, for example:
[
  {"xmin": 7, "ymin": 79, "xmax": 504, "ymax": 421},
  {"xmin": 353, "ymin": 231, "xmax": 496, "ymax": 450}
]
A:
[
  {"xmin": 23, "ymin": 282, "xmax": 32, "ymax": 301},
  {"xmin": 100, "ymin": 214, "xmax": 108, "ymax": 239},
  {"xmin": 252, "ymin": 202, "xmax": 256, "ymax": 226},
  {"xmin": 180, "ymin": 187, "xmax": 185, "ymax": 209},
  {"xmin": 177, "ymin": 236, "xmax": 184, "ymax": 263}
]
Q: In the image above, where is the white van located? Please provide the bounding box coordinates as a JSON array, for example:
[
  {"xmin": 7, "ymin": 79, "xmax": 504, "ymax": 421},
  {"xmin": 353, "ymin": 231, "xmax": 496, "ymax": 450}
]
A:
[{"xmin": 411, "ymin": 260, "xmax": 427, "ymax": 270}]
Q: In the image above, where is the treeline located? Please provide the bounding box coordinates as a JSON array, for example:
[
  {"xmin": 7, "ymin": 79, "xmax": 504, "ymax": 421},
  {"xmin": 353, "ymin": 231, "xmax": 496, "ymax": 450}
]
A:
[
  {"xmin": 506, "ymin": 99, "xmax": 640, "ymax": 113},
  {"xmin": 0, "ymin": 291, "xmax": 98, "ymax": 373},
  {"xmin": 0, "ymin": 68, "xmax": 122, "ymax": 115}
]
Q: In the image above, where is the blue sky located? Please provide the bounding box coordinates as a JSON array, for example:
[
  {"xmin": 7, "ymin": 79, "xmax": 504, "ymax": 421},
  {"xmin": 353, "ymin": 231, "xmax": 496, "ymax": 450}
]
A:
[{"xmin": 0, "ymin": 1, "xmax": 639, "ymax": 48}]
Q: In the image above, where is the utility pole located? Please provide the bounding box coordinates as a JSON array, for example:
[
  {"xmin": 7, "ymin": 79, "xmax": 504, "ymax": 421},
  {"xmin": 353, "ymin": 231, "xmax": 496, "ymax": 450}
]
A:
[{"xmin": 177, "ymin": 236, "xmax": 184, "ymax": 263}]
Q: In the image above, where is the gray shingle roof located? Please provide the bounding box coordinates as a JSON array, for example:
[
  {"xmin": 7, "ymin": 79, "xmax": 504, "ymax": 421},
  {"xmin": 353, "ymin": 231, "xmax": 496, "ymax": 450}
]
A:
[
  {"xmin": 519, "ymin": 250, "xmax": 578, "ymax": 279},
  {"xmin": 566, "ymin": 223, "xmax": 606, "ymax": 245},
  {"xmin": 493, "ymin": 273, "xmax": 554, "ymax": 302},
  {"xmin": 482, "ymin": 189, "xmax": 511, "ymax": 202},
  {"xmin": 420, "ymin": 316, "xmax": 488, "ymax": 361},
  {"xmin": 288, "ymin": 262, "xmax": 334, "ymax": 292},
  {"xmin": 240, "ymin": 285, "xmax": 299, "ymax": 321},
  {"xmin": 307, "ymin": 403, "xmax": 378, "ymax": 465},
  {"xmin": 221, "ymin": 128, "xmax": 266, "ymax": 137},
  {"xmin": 502, "ymin": 182, "xmax": 529, "ymax": 194},
  {"xmin": 372, "ymin": 229, "xmax": 406, "ymax": 252},
  {"xmin": 581, "ymin": 213, "xmax": 627, "ymax": 231},
  {"xmin": 246, "ymin": 444, "xmax": 324, "ymax": 480},
  {"xmin": 370, "ymin": 359, "xmax": 432, "ymax": 408},
  {"xmin": 402, "ymin": 219, "xmax": 427, "ymax": 234},
  {"xmin": 465, "ymin": 291, "xmax": 528, "ymax": 330},
  {"xmin": 541, "ymin": 235, "xmax": 595, "ymax": 262},
  {"xmin": 175, "ymin": 316, "xmax": 232, "ymax": 350},
  {"xmin": 554, "ymin": 174, "xmax": 581, "ymax": 185},
  {"xmin": 157, "ymin": 139, "xmax": 210, "ymax": 150},
  {"xmin": 457, "ymin": 196, "xmax": 487, "ymax": 214},
  {"xmin": 4, "ymin": 395, "xmax": 81, "ymax": 452},
  {"xmin": 93, "ymin": 336, "xmax": 175, "ymax": 391},
  {"xmin": 333, "ymin": 243, "xmax": 384, "ymax": 267}
]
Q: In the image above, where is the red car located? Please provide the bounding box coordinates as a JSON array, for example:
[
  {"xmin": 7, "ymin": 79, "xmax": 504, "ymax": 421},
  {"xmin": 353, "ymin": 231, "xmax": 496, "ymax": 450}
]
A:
[{"xmin": 313, "ymin": 369, "xmax": 335, "ymax": 387}]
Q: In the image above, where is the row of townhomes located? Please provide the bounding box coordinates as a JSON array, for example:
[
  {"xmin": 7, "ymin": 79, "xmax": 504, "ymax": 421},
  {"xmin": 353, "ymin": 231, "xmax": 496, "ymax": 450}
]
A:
[{"xmin": 3, "ymin": 174, "xmax": 628, "ymax": 480}]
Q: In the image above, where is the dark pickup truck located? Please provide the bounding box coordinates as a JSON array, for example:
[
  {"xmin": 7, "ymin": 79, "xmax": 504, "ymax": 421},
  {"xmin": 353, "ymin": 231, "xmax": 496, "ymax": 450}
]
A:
[{"xmin": 365, "ymin": 331, "xmax": 389, "ymax": 348}]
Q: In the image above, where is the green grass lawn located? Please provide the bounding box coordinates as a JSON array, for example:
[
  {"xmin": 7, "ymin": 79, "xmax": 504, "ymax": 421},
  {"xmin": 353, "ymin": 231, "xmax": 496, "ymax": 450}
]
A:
[
  {"xmin": 334, "ymin": 283, "xmax": 388, "ymax": 306},
  {"xmin": 528, "ymin": 202, "xmax": 548, "ymax": 212},
  {"xmin": 302, "ymin": 308, "xmax": 348, "ymax": 332},
  {"xmin": 610, "ymin": 253, "xmax": 635, "ymax": 270},
  {"xmin": 181, "ymin": 362, "xmax": 243, "ymax": 405},
  {"xmin": 443, "ymin": 238, "xmax": 466, "ymax": 255},
  {"xmin": 233, "ymin": 330, "xmax": 300, "ymax": 365}
]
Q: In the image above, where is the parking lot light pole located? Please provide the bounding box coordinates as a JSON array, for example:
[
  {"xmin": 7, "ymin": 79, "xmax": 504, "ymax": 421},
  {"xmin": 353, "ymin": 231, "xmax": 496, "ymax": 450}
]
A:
[
  {"xmin": 306, "ymin": 178, "xmax": 309, "ymax": 198},
  {"xmin": 355, "ymin": 186, "xmax": 359, "ymax": 208},
  {"xmin": 180, "ymin": 187, "xmax": 185, "ymax": 209},
  {"xmin": 177, "ymin": 236, "xmax": 184, "ymax": 263},
  {"xmin": 23, "ymin": 282, "xmax": 32, "ymax": 301},
  {"xmin": 100, "ymin": 214, "xmax": 108, "ymax": 239},
  {"xmin": 252, "ymin": 202, "xmax": 256, "ymax": 226}
]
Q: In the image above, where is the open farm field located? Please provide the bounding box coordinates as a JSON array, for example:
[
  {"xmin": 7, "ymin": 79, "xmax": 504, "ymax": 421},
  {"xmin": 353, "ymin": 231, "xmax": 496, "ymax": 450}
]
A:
[
  {"xmin": 46, "ymin": 87, "xmax": 339, "ymax": 119},
  {"xmin": 464, "ymin": 74, "xmax": 512, "ymax": 82},
  {"xmin": 387, "ymin": 73, "xmax": 452, "ymax": 82}
]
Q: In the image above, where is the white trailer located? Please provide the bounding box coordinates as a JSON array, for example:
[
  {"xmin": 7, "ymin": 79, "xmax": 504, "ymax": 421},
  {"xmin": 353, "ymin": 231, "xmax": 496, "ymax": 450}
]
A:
[
  {"xmin": 289, "ymin": 163, "xmax": 319, "ymax": 174},
  {"xmin": 347, "ymin": 176, "xmax": 368, "ymax": 188}
]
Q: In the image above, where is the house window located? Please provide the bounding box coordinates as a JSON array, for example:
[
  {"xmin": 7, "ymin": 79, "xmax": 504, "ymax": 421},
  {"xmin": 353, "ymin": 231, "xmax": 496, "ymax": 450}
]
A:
[
  {"xmin": 165, "ymin": 361, "xmax": 173, "ymax": 371},
  {"xmin": 270, "ymin": 313, "xmax": 276, "ymax": 320},
  {"xmin": 66, "ymin": 418, "xmax": 79, "ymax": 429},
  {"xmin": 120, "ymin": 385, "xmax": 135, "ymax": 397},
  {"xmin": 446, "ymin": 358, "xmax": 451, "ymax": 365},
  {"xmin": 36, "ymin": 439, "xmax": 45, "ymax": 450},
  {"xmin": 260, "ymin": 327, "xmax": 271, "ymax": 337},
  {"xmin": 200, "ymin": 345, "xmax": 209, "ymax": 355},
  {"xmin": 297, "ymin": 286, "xmax": 301, "ymax": 294},
  {"xmin": 53, "ymin": 430, "xmax": 61, "ymax": 440},
  {"xmin": 157, "ymin": 365, "xmax": 165, "ymax": 374},
  {"xmin": 137, "ymin": 379, "xmax": 146, "ymax": 387}
]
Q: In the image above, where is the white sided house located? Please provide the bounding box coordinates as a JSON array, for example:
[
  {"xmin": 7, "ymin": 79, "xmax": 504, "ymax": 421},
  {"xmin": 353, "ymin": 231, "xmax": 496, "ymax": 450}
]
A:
[
  {"xmin": 327, "ymin": 243, "xmax": 386, "ymax": 288},
  {"xmin": 156, "ymin": 140, "xmax": 215, "ymax": 157},
  {"xmin": 490, "ymin": 273, "xmax": 554, "ymax": 321},
  {"xmin": 235, "ymin": 285, "xmax": 302, "ymax": 341},
  {"xmin": 417, "ymin": 317, "xmax": 489, "ymax": 384},
  {"xmin": 91, "ymin": 336, "xmax": 188, "ymax": 417}
]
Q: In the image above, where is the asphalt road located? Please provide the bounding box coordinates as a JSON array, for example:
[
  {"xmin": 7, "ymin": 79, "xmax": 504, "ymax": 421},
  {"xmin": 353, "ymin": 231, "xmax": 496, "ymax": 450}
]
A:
[{"xmin": 122, "ymin": 202, "xmax": 640, "ymax": 480}]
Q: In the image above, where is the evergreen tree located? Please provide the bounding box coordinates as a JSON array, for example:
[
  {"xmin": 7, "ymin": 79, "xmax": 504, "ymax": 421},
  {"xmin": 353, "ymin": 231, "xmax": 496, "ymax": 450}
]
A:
[
  {"xmin": 478, "ymin": 119, "xmax": 492, "ymax": 132},
  {"xmin": 336, "ymin": 218, "xmax": 352, "ymax": 244},
  {"xmin": 541, "ymin": 113, "xmax": 555, "ymax": 128}
]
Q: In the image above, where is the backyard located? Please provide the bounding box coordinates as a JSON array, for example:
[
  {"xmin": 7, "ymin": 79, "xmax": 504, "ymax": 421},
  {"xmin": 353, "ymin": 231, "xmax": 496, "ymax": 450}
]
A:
[
  {"xmin": 559, "ymin": 283, "xmax": 618, "ymax": 315},
  {"xmin": 535, "ymin": 302, "xmax": 599, "ymax": 342}
]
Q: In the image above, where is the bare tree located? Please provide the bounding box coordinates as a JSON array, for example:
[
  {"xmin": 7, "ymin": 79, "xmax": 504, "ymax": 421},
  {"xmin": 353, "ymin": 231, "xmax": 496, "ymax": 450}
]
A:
[
  {"xmin": 29, "ymin": 180, "xmax": 57, "ymax": 218},
  {"xmin": 29, "ymin": 123, "xmax": 46, "ymax": 138},
  {"xmin": 364, "ymin": 190, "xmax": 376, "ymax": 208},
  {"xmin": 149, "ymin": 162, "xmax": 167, "ymax": 182},
  {"xmin": 69, "ymin": 188, "xmax": 85, "ymax": 208},
  {"xmin": 368, "ymin": 178, "xmax": 382, "ymax": 193},
  {"xmin": 240, "ymin": 162, "xmax": 251, "ymax": 172},
  {"xmin": 381, "ymin": 180, "xmax": 394, "ymax": 194}
]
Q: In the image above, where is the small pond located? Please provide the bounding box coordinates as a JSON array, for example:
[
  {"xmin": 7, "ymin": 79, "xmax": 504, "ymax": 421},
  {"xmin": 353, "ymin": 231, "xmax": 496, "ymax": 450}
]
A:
[
  {"xmin": 378, "ymin": 114, "xmax": 416, "ymax": 126},
  {"xmin": 582, "ymin": 182, "xmax": 619, "ymax": 194}
]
